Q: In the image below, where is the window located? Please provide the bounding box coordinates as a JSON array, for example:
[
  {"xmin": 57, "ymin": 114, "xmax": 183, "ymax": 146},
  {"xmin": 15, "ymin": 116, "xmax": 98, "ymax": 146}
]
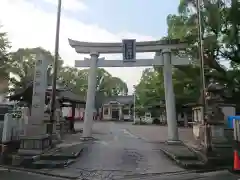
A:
[{"xmin": 104, "ymin": 108, "xmax": 108, "ymax": 115}]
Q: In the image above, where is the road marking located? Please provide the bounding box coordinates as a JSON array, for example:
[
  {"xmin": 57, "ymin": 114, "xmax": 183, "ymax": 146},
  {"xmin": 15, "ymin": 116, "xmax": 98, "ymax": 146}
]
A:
[
  {"xmin": 122, "ymin": 129, "xmax": 139, "ymax": 139},
  {"xmin": 98, "ymin": 141, "xmax": 109, "ymax": 146},
  {"xmin": 122, "ymin": 129, "xmax": 150, "ymax": 141}
]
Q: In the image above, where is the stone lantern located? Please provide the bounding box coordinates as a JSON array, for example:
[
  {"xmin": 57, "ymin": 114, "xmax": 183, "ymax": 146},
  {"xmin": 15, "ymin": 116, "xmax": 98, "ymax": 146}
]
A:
[
  {"xmin": 201, "ymin": 80, "xmax": 232, "ymax": 152},
  {"xmin": 205, "ymin": 80, "xmax": 226, "ymax": 125}
]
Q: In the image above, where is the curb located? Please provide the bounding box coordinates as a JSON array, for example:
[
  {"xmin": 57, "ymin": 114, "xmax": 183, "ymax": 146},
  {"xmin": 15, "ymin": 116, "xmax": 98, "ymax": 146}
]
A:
[
  {"xmin": 0, "ymin": 165, "xmax": 78, "ymax": 179},
  {"xmin": 40, "ymin": 148, "xmax": 84, "ymax": 161},
  {"xmin": 30, "ymin": 159, "xmax": 76, "ymax": 169},
  {"xmin": 160, "ymin": 148, "xmax": 232, "ymax": 172},
  {"xmin": 160, "ymin": 148, "xmax": 205, "ymax": 169}
]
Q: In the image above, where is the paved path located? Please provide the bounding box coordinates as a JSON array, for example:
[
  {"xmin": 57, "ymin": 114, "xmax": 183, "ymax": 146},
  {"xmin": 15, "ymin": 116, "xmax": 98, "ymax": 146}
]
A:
[
  {"xmin": 0, "ymin": 169, "xmax": 67, "ymax": 180},
  {"xmin": 70, "ymin": 122, "xmax": 186, "ymax": 179},
  {"xmin": 2, "ymin": 122, "xmax": 236, "ymax": 180},
  {"xmin": 116, "ymin": 123, "xmax": 194, "ymax": 143},
  {"xmin": 1, "ymin": 168, "xmax": 239, "ymax": 180}
]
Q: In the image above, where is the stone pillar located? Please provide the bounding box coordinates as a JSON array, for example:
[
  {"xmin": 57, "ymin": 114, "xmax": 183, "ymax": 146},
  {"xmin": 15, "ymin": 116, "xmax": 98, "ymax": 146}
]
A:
[
  {"xmin": 83, "ymin": 52, "xmax": 99, "ymax": 137},
  {"xmin": 18, "ymin": 54, "xmax": 52, "ymax": 155},
  {"xmin": 162, "ymin": 49, "xmax": 179, "ymax": 142}
]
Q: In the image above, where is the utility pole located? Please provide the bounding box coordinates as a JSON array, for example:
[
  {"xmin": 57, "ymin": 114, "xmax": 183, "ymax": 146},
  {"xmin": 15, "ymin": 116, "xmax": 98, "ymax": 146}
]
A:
[
  {"xmin": 196, "ymin": 0, "xmax": 206, "ymax": 119},
  {"xmin": 196, "ymin": 0, "xmax": 211, "ymax": 151},
  {"xmin": 49, "ymin": 0, "xmax": 62, "ymax": 134}
]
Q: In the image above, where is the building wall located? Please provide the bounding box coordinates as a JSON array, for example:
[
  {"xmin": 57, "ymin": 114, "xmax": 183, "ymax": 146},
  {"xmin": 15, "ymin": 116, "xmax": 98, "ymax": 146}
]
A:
[
  {"xmin": 102, "ymin": 104, "xmax": 132, "ymax": 121},
  {"xmin": 221, "ymin": 106, "xmax": 235, "ymax": 122},
  {"xmin": 102, "ymin": 106, "xmax": 112, "ymax": 120},
  {"xmin": 192, "ymin": 105, "xmax": 236, "ymax": 124}
]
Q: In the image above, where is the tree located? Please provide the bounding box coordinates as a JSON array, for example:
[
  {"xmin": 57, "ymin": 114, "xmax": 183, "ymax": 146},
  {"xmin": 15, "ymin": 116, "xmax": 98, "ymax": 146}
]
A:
[
  {"xmin": 8, "ymin": 46, "xmax": 128, "ymax": 102},
  {"xmin": 168, "ymin": 0, "xmax": 240, "ymax": 71},
  {"xmin": 0, "ymin": 26, "xmax": 10, "ymax": 68},
  {"xmin": 135, "ymin": 64, "xmax": 202, "ymax": 113},
  {"xmin": 8, "ymin": 47, "xmax": 61, "ymax": 93},
  {"xmin": 58, "ymin": 67, "xmax": 128, "ymax": 97},
  {"xmin": 172, "ymin": 66, "xmax": 201, "ymax": 106},
  {"xmin": 167, "ymin": 0, "xmax": 240, "ymax": 105},
  {"xmin": 134, "ymin": 68, "xmax": 165, "ymax": 113},
  {"xmin": 0, "ymin": 26, "xmax": 11, "ymax": 93}
]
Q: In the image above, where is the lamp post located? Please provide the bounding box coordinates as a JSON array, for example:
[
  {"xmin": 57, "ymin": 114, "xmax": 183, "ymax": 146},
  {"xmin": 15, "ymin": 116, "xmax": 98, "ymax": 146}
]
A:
[{"xmin": 49, "ymin": 0, "xmax": 62, "ymax": 134}]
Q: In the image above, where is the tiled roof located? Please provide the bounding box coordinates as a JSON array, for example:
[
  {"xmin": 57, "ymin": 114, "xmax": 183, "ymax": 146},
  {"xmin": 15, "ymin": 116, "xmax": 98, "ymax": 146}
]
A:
[{"xmin": 102, "ymin": 95, "xmax": 134, "ymax": 105}]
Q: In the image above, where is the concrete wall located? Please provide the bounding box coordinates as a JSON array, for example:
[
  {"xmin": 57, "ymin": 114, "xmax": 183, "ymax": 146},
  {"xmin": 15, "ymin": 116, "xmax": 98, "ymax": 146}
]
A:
[
  {"xmin": 192, "ymin": 105, "xmax": 236, "ymax": 139},
  {"xmin": 192, "ymin": 105, "xmax": 236, "ymax": 124}
]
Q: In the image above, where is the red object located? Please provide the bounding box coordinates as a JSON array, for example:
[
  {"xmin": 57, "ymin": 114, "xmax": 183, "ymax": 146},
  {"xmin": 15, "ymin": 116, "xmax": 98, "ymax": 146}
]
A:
[
  {"xmin": 68, "ymin": 116, "xmax": 74, "ymax": 121},
  {"xmin": 234, "ymin": 150, "xmax": 240, "ymax": 170}
]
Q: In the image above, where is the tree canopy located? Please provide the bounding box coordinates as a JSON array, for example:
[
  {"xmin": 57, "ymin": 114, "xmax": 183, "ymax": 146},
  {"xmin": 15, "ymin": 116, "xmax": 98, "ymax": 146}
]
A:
[
  {"xmin": 0, "ymin": 25, "xmax": 128, "ymax": 100},
  {"xmin": 135, "ymin": 0, "xmax": 240, "ymax": 112}
]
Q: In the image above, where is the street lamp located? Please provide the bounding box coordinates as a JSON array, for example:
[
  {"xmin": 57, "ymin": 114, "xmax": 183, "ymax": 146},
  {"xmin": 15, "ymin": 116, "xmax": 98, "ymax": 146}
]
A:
[{"xmin": 49, "ymin": 0, "xmax": 62, "ymax": 134}]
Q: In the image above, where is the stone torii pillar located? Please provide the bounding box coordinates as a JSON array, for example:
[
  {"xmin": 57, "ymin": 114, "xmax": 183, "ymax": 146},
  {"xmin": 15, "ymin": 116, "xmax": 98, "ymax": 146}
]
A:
[
  {"xmin": 83, "ymin": 52, "xmax": 99, "ymax": 137},
  {"xmin": 162, "ymin": 49, "xmax": 179, "ymax": 142}
]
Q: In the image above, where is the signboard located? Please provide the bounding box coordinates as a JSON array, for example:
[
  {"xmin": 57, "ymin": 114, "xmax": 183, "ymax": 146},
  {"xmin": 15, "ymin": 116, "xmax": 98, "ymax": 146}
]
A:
[{"xmin": 122, "ymin": 39, "xmax": 136, "ymax": 62}]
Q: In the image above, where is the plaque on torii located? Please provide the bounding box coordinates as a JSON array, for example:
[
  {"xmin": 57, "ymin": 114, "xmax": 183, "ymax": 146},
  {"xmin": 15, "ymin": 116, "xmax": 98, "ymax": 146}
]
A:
[{"xmin": 122, "ymin": 39, "xmax": 136, "ymax": 62}]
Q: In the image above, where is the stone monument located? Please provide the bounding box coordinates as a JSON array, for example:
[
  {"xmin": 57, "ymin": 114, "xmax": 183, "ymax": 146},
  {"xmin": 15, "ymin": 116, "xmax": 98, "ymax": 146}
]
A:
[{"xmin": 18, "ymin": 54, "xmax": 52, "ymax": 156}]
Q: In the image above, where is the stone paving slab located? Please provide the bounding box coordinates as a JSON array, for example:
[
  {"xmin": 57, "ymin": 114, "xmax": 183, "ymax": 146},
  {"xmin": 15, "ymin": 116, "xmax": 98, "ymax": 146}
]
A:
[
  {"xmin": 40, "ymin": 143, "xmax": 84, "ymax": 161},
  {"xmin": 160, "ymin": 143, "xmax": 198, "ymax": 160}
]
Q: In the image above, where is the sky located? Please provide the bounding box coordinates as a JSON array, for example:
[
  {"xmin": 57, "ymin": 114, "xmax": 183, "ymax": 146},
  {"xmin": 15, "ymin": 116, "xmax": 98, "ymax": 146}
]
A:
[{"xmin": 0, "ymin": 0, "xmax": 179, "ymax": 94}]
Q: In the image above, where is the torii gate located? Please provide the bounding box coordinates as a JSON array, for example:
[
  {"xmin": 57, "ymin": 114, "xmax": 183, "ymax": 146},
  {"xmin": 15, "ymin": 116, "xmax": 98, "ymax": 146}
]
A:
[{"xmin": 69, "ymin": 39, "xmax": 189, "ymax": 142}]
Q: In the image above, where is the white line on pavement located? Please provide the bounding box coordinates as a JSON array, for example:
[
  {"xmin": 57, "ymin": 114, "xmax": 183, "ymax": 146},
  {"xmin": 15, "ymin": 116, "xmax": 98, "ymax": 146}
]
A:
[
  {"xmin": 122, "ymin": 129, "xmax": 140, "ymax": 139},
  {"xmin": 98, "ymin": 141, "xmax": 109, "ymax": 146}
]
